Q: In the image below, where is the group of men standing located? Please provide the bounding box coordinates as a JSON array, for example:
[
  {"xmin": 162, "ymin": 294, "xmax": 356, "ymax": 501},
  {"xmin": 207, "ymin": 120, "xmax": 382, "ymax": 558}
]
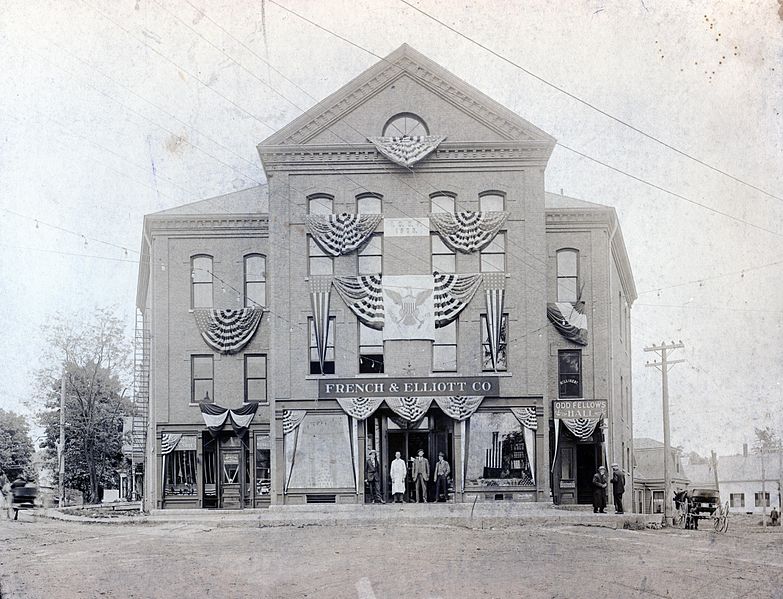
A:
[
  {"xmin": 365, "ymin": 449, "xmax": 451, "ymax": 504},
  {"xmin": 591, "ymin": 463, "xmax": 626, "ymax": 514}
]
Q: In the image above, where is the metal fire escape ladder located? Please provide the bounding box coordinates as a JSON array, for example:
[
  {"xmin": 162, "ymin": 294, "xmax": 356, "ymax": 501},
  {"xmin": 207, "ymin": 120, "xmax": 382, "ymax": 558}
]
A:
[{"xmin": 132, "ymin": 308, "xmax": 150, "ymax": 466}]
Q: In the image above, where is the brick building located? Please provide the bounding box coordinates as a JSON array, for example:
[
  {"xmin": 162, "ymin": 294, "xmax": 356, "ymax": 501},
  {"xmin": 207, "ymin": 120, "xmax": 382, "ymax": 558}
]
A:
[{"xmin": 134, "ymin": 45, "xmax": 636, "ymax": 510}]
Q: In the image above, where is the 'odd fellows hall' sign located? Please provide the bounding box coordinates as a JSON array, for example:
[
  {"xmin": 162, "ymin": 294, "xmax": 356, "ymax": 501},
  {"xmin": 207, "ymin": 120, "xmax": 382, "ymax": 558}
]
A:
[
  {"xmin": 319, "ymin": 376, "xmax": 499, "ymax": 399},
  {"xmin": 552, "ymin": 400, "xmax": 608, "ymax": 420}
]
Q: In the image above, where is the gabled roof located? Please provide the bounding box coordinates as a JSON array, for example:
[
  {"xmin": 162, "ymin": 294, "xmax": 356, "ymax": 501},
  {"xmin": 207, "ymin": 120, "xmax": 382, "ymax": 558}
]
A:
[
  {"xmin": 259, "ymin": 44, "xmax": 556, "ymax": 147},
  {"xmin": 149, "ymin": 185, "xmax": 268, "ymax": 217},
  {"xmin": 718, "ymin": 452, "xmax": 782, "ymax": 482},
  {"xmin": 545, "ymin": 192, "xmax": 611, "ymax": 210},
  {"xmin": 634, "ymin": 438, "xmax": 665, "ymax": 450}
]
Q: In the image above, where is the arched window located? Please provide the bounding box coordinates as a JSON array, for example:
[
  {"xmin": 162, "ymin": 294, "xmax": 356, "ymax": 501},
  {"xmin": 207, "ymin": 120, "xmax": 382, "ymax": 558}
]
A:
[
  {"xmin": 191, "ymin": 255, "xmax": 213, "ymax": 308},
  {"xmin": 479, "ymin": 191, "xmax": 505, "ymax": 212},
  {"xmin": 382, "ymin": 112, "xmax": 429, "ymax": 137},
  {"xmin": 357, "ymin": 193, "xmax": 382, "ymax": 214},
  {"xmin": 430, "ymin": 192, "xmax": 455, "ymax": 214},
  {"xmin": 556, "ymin": 249, "xmax": 579, "ymax": 302},
  {"xmin": 244, "ymin": 254, "xmax": 266, "ymax": 307},
  {"xmin": 308, "ymin": 194, "xmax": 333, "ymax": 215}
]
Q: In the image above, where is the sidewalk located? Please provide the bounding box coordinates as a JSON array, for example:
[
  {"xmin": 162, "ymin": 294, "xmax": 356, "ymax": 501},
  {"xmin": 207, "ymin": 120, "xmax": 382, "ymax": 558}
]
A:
[{"xmin": 35, "ymin": 501, "xmax": 660, "ymax": 530}]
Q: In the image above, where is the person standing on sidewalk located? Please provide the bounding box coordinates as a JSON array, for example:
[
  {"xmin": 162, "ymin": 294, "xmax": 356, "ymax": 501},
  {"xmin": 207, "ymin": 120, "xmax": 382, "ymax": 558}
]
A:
[
  {"xmin": 412, "ymin": 449, "xmax": 430, "ymax": 503},
  {"xmin": 611, "ymin": 463, "xmax": 626, "ymax": 514},
  {"xmin": 365, "ymin": 450, "xmax": 385, "ymax": 504},
  {"xmin": 390, "ymin": 452, "xmax": 407, "ymax": 504},
  {"xmin": 434, "ymin": 452, "xmax": 451, "ymax": 502},
  {"xmin": 592, "ymin": 466, "xmax": 608, "ymax": 513}
]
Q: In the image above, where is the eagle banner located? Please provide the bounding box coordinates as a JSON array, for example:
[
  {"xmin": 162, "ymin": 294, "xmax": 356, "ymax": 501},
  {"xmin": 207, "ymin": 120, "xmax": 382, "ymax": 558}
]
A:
[{"xmin": 382, "ymin": 275, "xmax": 435, "ymax": 340}]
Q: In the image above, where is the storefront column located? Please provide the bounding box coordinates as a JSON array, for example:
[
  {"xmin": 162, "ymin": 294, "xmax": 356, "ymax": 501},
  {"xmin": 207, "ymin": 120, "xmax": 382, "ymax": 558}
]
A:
[
  {"xmin": 453, "ymin": 420, "xmax": 464, "ymax": 502},
  {"xmin": 196, "ymin": 431, "xmax": 203, "ymax": 508},
  {"xmin": 273, "ymin": 409, "xmax": 285, "ymax": 505},
  {"xmin": 536, "ymin": 405, "xmax": 550, "ymax": 502}
]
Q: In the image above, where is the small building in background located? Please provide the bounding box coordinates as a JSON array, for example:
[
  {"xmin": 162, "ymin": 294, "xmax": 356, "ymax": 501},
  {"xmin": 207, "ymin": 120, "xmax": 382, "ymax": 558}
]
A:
[
  {"xmin": 717, "ymin": 444, "xmax": 781, "ymax": 514},
  {"xmin": 632, "ymin": 437, "xmax": 689, "ymax": 514}
]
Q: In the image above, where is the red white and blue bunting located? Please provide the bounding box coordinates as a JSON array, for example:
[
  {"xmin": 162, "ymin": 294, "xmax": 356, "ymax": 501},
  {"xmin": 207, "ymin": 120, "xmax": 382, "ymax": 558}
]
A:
[
  {"xmin": 199, "ymin": 402, "xmax": 259, "ymax": 435},
  {"xmin": 332, "ymin": 275, "xmax": 384, "ymax": 330},
  {"xmin": 309, "ymin": 277, "xmax": 333, "ymax": 375},
  {"xmin": 160, "ymin": 433, "xmax": 183, "ymax": 455},
  {"xmin": 562, "ymin": 417, "xmax": 600, "ymax": 441},
  {"xmin": 193, "ymin": 308, "xmax": 264, "ymax": 354},
  {"xmin": 367, "ymin": 135, "xmax": 446, "ymax": 168},
  {"xmin": 510, "ymin": 407, "xmax": 537, "ymax": 430},
  {"xmin": 385, "ymin": 397, "xmax": 434, "ymax": 422},
  {"xmin": 305, "ymin": 213, "xmax": 382, "ymax": 256},
  {"xmin": 433, "ymin": 396, "xmax": 484, "ymax": 421},
  {"xmin": 483, "ymin": 273, "xmax": 506, "ymax": 371},
  {"xmin": 336, "ymin": 397, "xmax": 384, "ymax": 421},
  {"xmin": 282, "ymin": 409, "xmax": 307, "ymax": 435},
  {"xmin": 547, "ymin": 301, "xmax": 588, "ymax": 346},
  {"xmin": 430, "ymin": 211, "xmax": 508, "ymax": 253},
  {"xmin": 433, "ymin": 272, "xmax": 483, "ymax": 328}
]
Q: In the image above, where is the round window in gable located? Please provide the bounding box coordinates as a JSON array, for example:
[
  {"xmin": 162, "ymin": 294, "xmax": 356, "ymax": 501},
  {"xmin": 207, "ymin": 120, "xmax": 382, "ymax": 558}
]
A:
[{"xmin": 382, "ymin": 113, "xmax": 429, "ymax": 137}]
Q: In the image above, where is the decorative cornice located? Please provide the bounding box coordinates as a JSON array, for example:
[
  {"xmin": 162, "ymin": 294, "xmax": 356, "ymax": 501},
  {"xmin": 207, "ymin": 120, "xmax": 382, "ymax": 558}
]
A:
[{"xmin": 146, "ymin": 214, "xmax": 269, "ymax": 235}]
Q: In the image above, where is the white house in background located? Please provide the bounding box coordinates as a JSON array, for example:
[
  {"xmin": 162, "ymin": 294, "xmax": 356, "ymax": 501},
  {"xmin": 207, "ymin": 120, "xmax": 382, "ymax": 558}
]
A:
[{"xmin": 717, "ymin": 445, "xmax": 782, "ymax": 514}]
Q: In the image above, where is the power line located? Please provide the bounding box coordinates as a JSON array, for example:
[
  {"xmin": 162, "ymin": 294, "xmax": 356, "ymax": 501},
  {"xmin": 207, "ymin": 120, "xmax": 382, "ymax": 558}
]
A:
[
  {"xmin": 397, "ymin": 0, "xmax": 783, "ymax": 203},
  {"xmin": 0, "ymin": 244, "xmax": 140, "ymax": 264},
  {"xmin": 636, "ymin": 258, "xmax": 783, "ymax": 295}
]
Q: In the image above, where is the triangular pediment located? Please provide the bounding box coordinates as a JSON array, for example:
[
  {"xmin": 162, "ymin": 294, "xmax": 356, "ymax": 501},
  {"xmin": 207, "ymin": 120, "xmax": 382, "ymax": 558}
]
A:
[{"xmin": 259, "ymin": 44, "xmax": 555, "ymax": 147}]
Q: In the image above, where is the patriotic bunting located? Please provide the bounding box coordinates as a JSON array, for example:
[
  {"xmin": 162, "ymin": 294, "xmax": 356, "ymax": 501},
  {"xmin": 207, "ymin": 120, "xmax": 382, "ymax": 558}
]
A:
[
  {"xmin": 510, "ymin": 407, "xmax": 537, "ymax": 430},
  {"xmin": 199, "ymin": 404, "xmax": 230, "ymax": 434},
  {"xmin": 523, "ymin": 427, "xmax": 536, "ymax": 485},
  {"xmin": 547, "ymin": 301, "xmax": 588, "ymax": 346},
  {"xmin": 193, "ymin": 308, "xmax": 264, "ymax": 354},
  {"xmin": 433, "ymin": 396, "xmax": 484, "ymax": 421},
  {"xmin": 282, "ymin": 410, "xmax": 306, "ymax": 435},
  {"xmin": 562, "ymin": 417, "xmax": 600, "ymax": 441},
  {"xmin": 336, "ymin": 397, "xmax": 384, "ymax": 420},
  {"xmin": 367, "ymin": 135, "xmax": 446, "ymax": 167},
  {"xmin": 199, "ymin": 402, "xmax": 259, "ymax": 435},
  {"xmin": 386, "ymin": 396, "xmax": 434, "ymax": 421},
  {"xmin": 309, "ymin": 277, "xmax": 332, "ymax": 374},
  {"xmin": 433, "ymin": 271, "xmax": 483, "ymax": 328},
  {"xmin": 430, "ymin": 211, "xmax": 508, "ymax": 253},
  {"xmin": 332, "ymin": 275, "xmax": 384, "ymax": 330},
  {"xmin": 483, "ymin": 273, "xmax": 506, "ymax": 371},
  {"xmin": 305, "ymin": 213, "xmax": 381, "ymax": 256},
  {"xmin": 160, "ymin": 433, "xmax": 182, "ymax": 455}
]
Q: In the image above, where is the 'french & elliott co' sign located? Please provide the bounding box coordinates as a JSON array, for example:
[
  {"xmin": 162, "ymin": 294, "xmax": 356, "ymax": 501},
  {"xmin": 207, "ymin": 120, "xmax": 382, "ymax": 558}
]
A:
[{"xmin": 319, "ymin": 376, "xmax": 499, "ymax": 398}]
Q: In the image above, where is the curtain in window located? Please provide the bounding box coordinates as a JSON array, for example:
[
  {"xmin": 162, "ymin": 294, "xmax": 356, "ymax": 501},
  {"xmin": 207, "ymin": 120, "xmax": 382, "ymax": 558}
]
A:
[
  {"xmin": 193, "ymin": 308, "xmax": 264, "ymax": 354},
  {"xmin": 546, "ymin": 301, "xmax": 588, "ymax": 346},
  {"xmin": 309, "ymin": 277, "xmax": 333, "ymax": 374},
  {"xmin": 305, "ymin": 213, "xmax": 382, "ymax": 256},
  {"xmin": 367, "ymin": 135, "xmax": 446, "ymax": 167},
  {"xmin": 430, "ymin": 211, "xmax": 508, "ymax": 253}
]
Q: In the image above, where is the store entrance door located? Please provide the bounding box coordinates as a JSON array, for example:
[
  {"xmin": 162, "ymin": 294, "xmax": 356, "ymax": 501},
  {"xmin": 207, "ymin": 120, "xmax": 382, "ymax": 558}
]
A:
[{"xmin": 576, "ymin": 443, "xmax": 599, "ymax": 504}]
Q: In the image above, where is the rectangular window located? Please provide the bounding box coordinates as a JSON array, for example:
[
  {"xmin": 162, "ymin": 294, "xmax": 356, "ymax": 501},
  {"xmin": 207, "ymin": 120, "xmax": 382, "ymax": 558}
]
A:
[
  {"xmin": 359, "ymin": 323, "xmax": 384, "ymax": 373},
  {"xmin": 730, "ymin": 493, "xmax": 745, "ymax": 508},
  {"xmin": 480, "ymin": 232, "xmax": 505, "ymax": 272},
  {"xmin": 308, "ymin": 236, "xmax": 333, "ymax": 276},
  {"xmin": 431, "ymin": 234, "xmax": 456, "ymax": 273},
  {"xmin": 556, "ymin": 249, "xmax": 579, "ymax": 302},
  {"xmin": 191, "ymin": 355, "xmax": 214, "ymax": 403},
  {"xmin": 652, "ymin": 491, "xmax": 664, "ymax": 514},
  {"xmin": 558, "ymin": 350, "xmax": 582, "ymax": 398},
  {"xmin": 163, "ymin": 449, "xmax": 197, "ymax": 496},
  {"xmin": 755, "ymin": 492, "xmax": 771, "ymax": 507},
  {"xmin": 244, "ymin": 354, "xmax": 267, "ymax": 403},
  {"xmin": 191, "ymin": 255, "xmax": 213, "ymax": 308},
  {"xmin": 358, "ymin": 234, "xmax": 382, "ymax": 274},
  {"xmin": 433, "ymin": 321, "xmax": 457, "ymax": 372},
  {"xmin": 244, "ymin": 254, "xmax": 266, "ymax": 307},
  {"xmin": 619, "ymin": 292, "xmax": 624, "ymax": 343},
  {"xmin": 481, "ymin": 314, "xmax": 508, "ymax": 371},
  {"xmin": 465, "ymin": 411, "xmax": 533, "ymax": 487},
  {"xmin": 560, "ymin": 447, "xmax": 574, "ymax": 480},
  {"xmin": 255, "ymin": 434, "xmax": 271, "ymax": 497},
  {"xmin": 309, "ymin": 316, "xmax": 336, "ymax": 375}
]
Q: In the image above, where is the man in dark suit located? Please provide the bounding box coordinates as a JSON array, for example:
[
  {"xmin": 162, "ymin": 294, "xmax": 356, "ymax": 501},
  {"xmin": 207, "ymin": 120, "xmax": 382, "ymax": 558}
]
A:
[
  {"xmin": 365, "ymin": 449, "xmax": 384, "ymax": 504},
  {"xmin": 611, "ymin": 463, "xmax": 626, "ymax": 514},
  {"xmin": 592, "ymin": 466, "xmax": 608, "ymax": 513},
  {"xmin": 412, "ymin": 448, "xmax": 430, "ymax": 503}
]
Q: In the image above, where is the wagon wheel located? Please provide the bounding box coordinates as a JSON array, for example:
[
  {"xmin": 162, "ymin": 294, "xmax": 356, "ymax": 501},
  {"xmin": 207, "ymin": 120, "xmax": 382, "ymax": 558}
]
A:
[
  {"xmin": 673, "ymin": 498, "xmax": 688, "ymax": 528},
  {"xmin": 713, "ymin": 501, "xmax": 729, "ymax": 533}
]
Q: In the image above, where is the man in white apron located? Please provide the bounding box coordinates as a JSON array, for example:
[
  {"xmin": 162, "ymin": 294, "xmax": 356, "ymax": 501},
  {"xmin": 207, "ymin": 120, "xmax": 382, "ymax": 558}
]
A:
[{"xmin": 390, "ymin": 451, "xmax": 407, "ymax": 504}]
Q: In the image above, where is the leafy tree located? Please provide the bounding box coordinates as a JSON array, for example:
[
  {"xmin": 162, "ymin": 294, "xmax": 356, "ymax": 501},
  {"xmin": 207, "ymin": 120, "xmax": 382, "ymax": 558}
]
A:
[
  {"xmin": 754, "ymin": 426, "xmax": 780, "ymax": 453},
  {"xmin": 34, "ymin": 308, "xmax": 132, "ymax": 504},
  {"xmin": 0, "ymin": 409, "xmax": 34, "ymax": 481}
]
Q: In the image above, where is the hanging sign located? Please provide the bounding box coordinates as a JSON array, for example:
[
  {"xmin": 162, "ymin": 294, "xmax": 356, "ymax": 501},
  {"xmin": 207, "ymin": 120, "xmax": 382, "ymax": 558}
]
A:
[
  {"xmin": 552, "ymin": 399, "xmax": 607, "ymax": 420},
  {"xmin": 320, "ymin": 376, "xmax": 499, "ymax": 398}
]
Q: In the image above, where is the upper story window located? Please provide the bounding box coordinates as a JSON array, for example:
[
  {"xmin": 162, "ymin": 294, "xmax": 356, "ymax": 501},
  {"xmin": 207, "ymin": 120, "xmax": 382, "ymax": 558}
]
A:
[
  {"xmin": 431, "ymin": 234, "xmax": 455, "ymax": 273},
  {"xmin": 244, "ymin": 354, "xmax": 267, "ymax": 404},
  {"xmin": 191, "ymin": 255, "xmax": 213, "ymax": 309},
  {"xmin": 433, "ymin": 321, "xmax": 457, "ymax": 372},
  {"xmin": 382, "ymin": 112, "xmax": 429, "ymax": 137},
  {"xmin": 359, "ymin": 323, "xmax": 384, "ymax": 373},
  {"xmin": 357, "ymin": 194, "xmax": 382, "ymax": 214},
  {"xmin": 558, "ymin": 350, "xmax": 582, "ymax": 398},
  {"xmin": 244, "ymin": 254, "xmax": 266, "ymax": 307},
  {"xmin": 479, "ymin": 191, "xmax": 505, "ymax": 212},
  {"xmin": 430, "ymin": 192, "xmax": 455, "ymax": 214},
  {"xmin": 308, "ymin": 237, "xmax": 333, "ymax": 276},
  {"xmin": 480, "ymin": 232, "xmax": 505, "ymax": 272},
  {"xmin": 358, "ymin": 234, "xmax": 382, "ymax": 274},
  {"xmin": 309, "ymin": 316, "xmax": 336, "ymax": 375},
  {"xmin": 556, "ymin": 249, "xmax": 579, "ymax": 302},
  {"xmin": 481, "ymin": 314, "xmax": 508, "ymax": 371},
  {"xmin": 308, "ymin": 194, "xmax": 333, "ymax": 215},
  {"xmin": 191, "ymin": 355, "xmax": 214, "ymax": 403}
]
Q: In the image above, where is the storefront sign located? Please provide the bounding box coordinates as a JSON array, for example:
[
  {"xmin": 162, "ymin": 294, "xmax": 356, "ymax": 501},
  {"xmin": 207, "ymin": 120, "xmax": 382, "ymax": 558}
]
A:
[
  {"xmin": 384, "ymin": 217, "xmax": 430, "ymax": 237},
  {"xmin": 552, "ymin": 399, "xmax": 607, "ymax": 420},
  {"xmin": 319, "ymin": 376, "xmax": 499, "ymax": 398}
]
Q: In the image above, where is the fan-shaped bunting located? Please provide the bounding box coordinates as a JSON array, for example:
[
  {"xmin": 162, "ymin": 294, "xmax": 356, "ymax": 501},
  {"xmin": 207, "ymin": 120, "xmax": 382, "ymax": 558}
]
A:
[
  {"xmin": 332, "ymin": 275, "xmax": 384, "ymax": 330},
  {"xmin": 433, "ymin": 272, "xmax": 483, "ymax": 327},
  {"xmin": 336, "ymin": 397, "xmax": 384, "ymax": 420},
  {"xmin": 367, "ymin": 136, "xmax": 446, "ymax": 167},
  {"xmin": 305, "ymin": 213, "xmax": 381, "ymax": 256},
  {"xmin": 193, "ymin": 308, "xmax": 264, "ymax": 354},
  {"xmin": 430, "ymin": 211, "xmax": 508, "ymax": 253},
  {"xmin": 386, "ymin": 397, "xmax": 434, "ymax": 422},
  {"xmin": 562, "ymin": 417, "xmax": 600, "ymax": 440},
  {"xmin": 433, "ymin": 396, "xmax": 484, "ymax": 421}
]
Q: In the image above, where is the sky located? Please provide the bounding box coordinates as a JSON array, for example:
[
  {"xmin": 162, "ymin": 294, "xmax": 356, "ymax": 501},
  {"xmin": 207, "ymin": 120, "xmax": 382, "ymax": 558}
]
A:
[{"xmin": 1, "ymin": 0, "xmax": 781, "ymax": 456}]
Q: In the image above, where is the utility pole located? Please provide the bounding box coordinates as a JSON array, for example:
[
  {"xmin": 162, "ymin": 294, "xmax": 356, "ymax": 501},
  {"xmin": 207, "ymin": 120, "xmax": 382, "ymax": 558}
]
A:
[
  {"xmin": 761, "ymin": 446, "xmax": 767, "ymax": 528},
  {"xmin": 59, "ymin": 370, "xmax": 66, "ymax": 508},
  {"xmin": 645, "ymin": 341, "xmax": 685, "ymax": 525},
  {"xmin": 711, "ymin": 450, "xmax": 720, "ymax": 492}
]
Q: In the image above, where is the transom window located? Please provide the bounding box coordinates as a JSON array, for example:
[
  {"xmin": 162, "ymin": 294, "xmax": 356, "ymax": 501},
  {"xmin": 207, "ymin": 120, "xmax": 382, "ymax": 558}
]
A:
[
  {"xmin": 358, "ymin": 234, "xmax": 382, "ymax": 274},
  {"xmin": 479, "ymin": 192, "xmax": 505, "ymax": 212},
  {"xmin": 430, "ymin": 193, "xmax": 455, "ymax": 214},
  {"xmin": 431, "ymin": 234, "xmax": 455, "ymax": 273},
  {"xmin": 244, "ymin": 254, "xmax": 266, "ymax": 307},
  {"xmin": 359, "ymin": 323, "xmax": 384, "ymax": 373},
  {"xmin": 308, "ymin": 194, "xmax": 333, "ymax": 215},
  {"xmin": 191, "ymin": 255, "xmax": 213, "ymax": 309},
  {"xmin": 357, "ymin": 194, "xmax": 382, "ymax": 214},
  {"xmin": 556, "ymin": 249, "xmax": 579, "ymax": 302},
  {"xmin": 382, "ymin": 112, "xmax": 429, "ymax": 137},
  {"xmin": 480, "ymin": 232, "xmax": 506, "ymax": 272},
  {"xmin": 433, "ymin": 321, "xmax": 457, "ymax": 372}
]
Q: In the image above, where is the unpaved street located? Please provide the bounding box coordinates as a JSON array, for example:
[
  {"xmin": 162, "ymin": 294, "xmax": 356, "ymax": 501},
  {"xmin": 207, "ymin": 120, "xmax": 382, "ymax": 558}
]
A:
[{"xmin": 1, "ymin": 516, "xmax": 782, "ymax": 598}]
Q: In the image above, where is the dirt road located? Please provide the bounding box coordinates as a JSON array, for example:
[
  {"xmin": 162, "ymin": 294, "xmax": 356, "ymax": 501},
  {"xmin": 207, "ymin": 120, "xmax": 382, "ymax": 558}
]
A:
[{"xmin": 1, "ymin": 515, "xmax": 781, "ymax": 598}]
